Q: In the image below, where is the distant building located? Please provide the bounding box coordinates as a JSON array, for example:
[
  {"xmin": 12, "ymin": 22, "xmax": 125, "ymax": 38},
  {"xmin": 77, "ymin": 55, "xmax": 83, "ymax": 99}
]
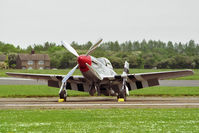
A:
[
  {"xmin": 16, "ymin": 50, "xmax": 50, "ymax": 69},
  {"xmin": 0, "ymin": 54, "xmax": 6, "ymax": 62}
]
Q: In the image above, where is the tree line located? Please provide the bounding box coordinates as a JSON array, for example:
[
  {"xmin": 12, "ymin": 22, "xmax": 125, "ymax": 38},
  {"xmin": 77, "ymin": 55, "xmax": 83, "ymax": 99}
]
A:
[{"xmin": 0, "ymin": 40, "xmax": 199, "ymax": 69}]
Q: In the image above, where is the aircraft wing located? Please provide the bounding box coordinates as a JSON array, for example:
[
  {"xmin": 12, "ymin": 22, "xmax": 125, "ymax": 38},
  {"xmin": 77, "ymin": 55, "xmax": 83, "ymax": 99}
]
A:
[
  {"xmin": 102, "ymin": 70, "xmax": 193, "ymax": 90},
  {"xmin": 6, "ymin": 69, "xmax": 193, "ymax": 92},
  {"xmin": 129, "ymin": 69, "xmax": 193, "ymax": 80},
  {"xmin": 6, "ymin": 72, "xmax": 90, "ymax": 92}
]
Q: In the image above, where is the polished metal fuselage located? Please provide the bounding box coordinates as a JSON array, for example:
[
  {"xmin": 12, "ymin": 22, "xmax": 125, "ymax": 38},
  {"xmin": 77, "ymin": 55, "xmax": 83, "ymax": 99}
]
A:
[{"xmin": 81, "ymin": 56, "xmax": 117, "ymax": 82}]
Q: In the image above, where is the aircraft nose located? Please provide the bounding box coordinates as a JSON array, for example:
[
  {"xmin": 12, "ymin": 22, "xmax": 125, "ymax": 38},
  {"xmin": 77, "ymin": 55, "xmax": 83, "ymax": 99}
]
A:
[{"xmin": 77, "ymin": 55, "xmax": 91, "ymax": 72}]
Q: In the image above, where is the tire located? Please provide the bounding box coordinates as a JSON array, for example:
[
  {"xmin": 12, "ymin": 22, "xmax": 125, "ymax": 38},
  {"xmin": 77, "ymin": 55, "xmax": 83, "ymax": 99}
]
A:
[
  {"xmin": 117, "ymin": 89, "xmax": 126, "ymax": 101},
  {"xmin": 59, "ymin": 90, "xmax": 67, "ymax": 102}
]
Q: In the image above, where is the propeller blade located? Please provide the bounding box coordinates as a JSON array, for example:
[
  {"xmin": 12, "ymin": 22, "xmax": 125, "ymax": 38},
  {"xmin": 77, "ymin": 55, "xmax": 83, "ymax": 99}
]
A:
[
  {"xmin": 61, "ymin": 41, "xmax": 79, "ymax": 57},
  {"xmin": 59, "ymin": 82, "xmax": 65, "ymax": 94},
  {"xmin": 59, "ymin": 64, "xmax": 79, "ymax": 94},
  {"xmin": 86, "ymin": 38, "xmax": 103, "ymax": 56},
  {"xmin": 122, "ymin": 77, "xmax": 129, "ymax": 96},
  {"xmin": 125, "ymin": 85, "xmax": 129, "ymax": 96},
  {"xmin": 62, "ymin": 64, "xmax": 79, "ymax": 83},
  {"xmin": 85, "ymin": 63, "xmax": 103, "ymax": 80},
  {"xmin": 121, "ymin": 61, "xmax": 129, "ymax": 95}
]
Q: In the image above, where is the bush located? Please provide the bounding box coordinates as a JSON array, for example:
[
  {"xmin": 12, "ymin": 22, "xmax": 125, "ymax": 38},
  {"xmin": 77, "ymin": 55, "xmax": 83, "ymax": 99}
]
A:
[{"xmin": 0, "ymin": 62, "xmax": 8, "ymax": 69}]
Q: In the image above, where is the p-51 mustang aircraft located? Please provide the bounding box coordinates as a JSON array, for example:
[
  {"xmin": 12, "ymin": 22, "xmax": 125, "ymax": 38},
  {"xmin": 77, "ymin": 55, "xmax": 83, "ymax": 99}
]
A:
[{"xmin": 7, "ymin": 39, "xmax": 193, "ymax": 101}]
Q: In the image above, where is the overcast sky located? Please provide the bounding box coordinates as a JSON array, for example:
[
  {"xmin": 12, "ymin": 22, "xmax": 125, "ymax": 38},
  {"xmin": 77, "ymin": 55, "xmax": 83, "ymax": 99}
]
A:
[{"xmin": 1, "ymin": 0, "xmax": 199, "ymax": 48}]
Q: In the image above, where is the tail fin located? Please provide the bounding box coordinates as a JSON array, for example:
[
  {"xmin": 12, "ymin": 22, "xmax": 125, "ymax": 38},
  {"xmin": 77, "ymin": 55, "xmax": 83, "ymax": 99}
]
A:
[{"xmin": 123, "ymin": 61, "xmax": 129, "ymax": 74}]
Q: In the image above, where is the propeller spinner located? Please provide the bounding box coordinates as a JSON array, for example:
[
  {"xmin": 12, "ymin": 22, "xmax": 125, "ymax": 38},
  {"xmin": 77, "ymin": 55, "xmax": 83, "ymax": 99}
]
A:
[{"xmin": 77, "ymin": 55, "xmax": 91, "ymax": 72}]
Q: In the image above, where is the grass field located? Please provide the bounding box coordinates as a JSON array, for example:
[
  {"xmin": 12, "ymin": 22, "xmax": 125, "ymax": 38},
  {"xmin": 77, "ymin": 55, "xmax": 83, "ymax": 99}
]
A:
[
  {"xmin": 0, "ymin": 109, "xmax": 199, "ymax": 132},
  {"xmin": 0, "ymin": 85, "xmax": 199, "ymax": 97},
  {"xmin": 1, "ymin": 68, "xmax": 198, "ymax": 80}
]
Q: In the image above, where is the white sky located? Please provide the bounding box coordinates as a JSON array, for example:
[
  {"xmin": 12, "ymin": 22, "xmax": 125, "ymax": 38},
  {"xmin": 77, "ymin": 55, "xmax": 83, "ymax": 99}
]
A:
[{"xmin": 1, "ymin": 0, "xmax": 199, "ymax": 48}]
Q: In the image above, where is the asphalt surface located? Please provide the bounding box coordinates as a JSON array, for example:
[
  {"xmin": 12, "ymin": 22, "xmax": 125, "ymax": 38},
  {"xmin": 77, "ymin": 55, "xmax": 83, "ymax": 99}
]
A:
[
  {"xmin": 1, "ymin": 97, "xmax": 199, "ymax": 109},
  {"xmin": 0, "ymin": 77, "xmax": 47, "ymax": 85},
  {"xmin": 0, "ymin": 77, "xmax": 199, "ymax": 86},
  {"xmin": 159, "ymin": 80, "xmax": 199, "ymax": 86}
]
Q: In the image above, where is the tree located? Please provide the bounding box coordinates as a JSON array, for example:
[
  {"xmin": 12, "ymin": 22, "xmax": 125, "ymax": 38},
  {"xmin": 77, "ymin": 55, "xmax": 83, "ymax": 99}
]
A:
[
  {"xmin": 193, "ymin": 56, "xmax": 199, "ymax": 68},
  {"xmin": 8, "ymin": 54, "xmax": 17, "ymax": 69},
  {"xmin": 186, "ymin": 40, "xmax": 196, "ymax": 56},
  {"xmin": 59, "ymin": 52, "xmax": 76, "ymax": 68},
  {"xmin": 108, "ymin": 56, "xmax": 123, "ymax": 68},
  {"xmin": 0, "ymin": 39, "xmax": 199, "ymax": 69}
]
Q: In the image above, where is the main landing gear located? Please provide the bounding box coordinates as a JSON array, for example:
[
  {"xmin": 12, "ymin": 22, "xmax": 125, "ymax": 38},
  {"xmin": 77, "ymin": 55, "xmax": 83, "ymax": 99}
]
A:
[
  {"xmin": 59, "ymin": 83, "xmax": 67, "ymax": 102},
  {"xmin": 117, "ymin": 88, "xmax": 127, "ymax": 101},
  {"xmin": 59, "ymin": 90, "xmax": 67, "ymax": 102}
]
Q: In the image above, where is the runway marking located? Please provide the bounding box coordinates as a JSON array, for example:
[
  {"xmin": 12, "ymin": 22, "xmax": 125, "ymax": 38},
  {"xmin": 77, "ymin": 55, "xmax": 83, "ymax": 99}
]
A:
[{"xmin": 1, "ymin": 103, "xmax": 199, "ymax": 107}]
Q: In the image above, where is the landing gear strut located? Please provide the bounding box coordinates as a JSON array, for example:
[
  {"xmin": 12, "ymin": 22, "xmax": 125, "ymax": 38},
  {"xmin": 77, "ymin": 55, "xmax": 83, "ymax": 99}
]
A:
[
  {"xmin": 59, "ymin": 83, "xmax": 67, "ymax": 102},
  {"xmin": 89, "ymin": 83, "xmax": 96, "ymax": 96},
  {"xmin": 89, "ymin": 83, "xmax": 101, "ymax": 96}
]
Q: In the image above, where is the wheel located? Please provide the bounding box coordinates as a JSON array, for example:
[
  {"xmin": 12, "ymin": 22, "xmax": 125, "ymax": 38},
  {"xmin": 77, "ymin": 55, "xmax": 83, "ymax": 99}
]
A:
[
  {"xmin": 117, "ymin": 89, "xmax": 126, "ymax": 101},
  {"xmin": 59, "ymin": 90, "xmax": 67, "ymax": 102},
  {"xmin": 89, "ymin": 86, "xmax": 96, "ymax": 96}
]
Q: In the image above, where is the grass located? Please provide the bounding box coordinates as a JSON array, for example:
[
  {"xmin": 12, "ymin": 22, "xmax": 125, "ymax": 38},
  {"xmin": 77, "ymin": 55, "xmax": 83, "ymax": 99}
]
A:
[
  {"xmin": 0, "ymin": 109, "xmax": 199, "ymax": 132},
  {"xmin": 0, "ymin": 85, "xmax": 199, "ymax": 97},
  {"xmin": 1, "ymin": 68, "xmax": 198, "ymax": 80}
]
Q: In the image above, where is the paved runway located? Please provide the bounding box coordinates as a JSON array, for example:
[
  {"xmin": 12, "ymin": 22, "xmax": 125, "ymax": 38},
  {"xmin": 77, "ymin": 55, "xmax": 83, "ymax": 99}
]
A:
[
  {"xmin": 0, "ymin": 77, "xmax": 199, "ymax": 86},
  {"xmin": 159, "ymin": 80, "xmax": 199, "ymax": 86},
  {"xmin": 1, "ymin": 97, "xmax": 199, "ymax": 109},
  {"xmin": 0, "ymin": 77, "xmax": 47, "ymax": 85}
]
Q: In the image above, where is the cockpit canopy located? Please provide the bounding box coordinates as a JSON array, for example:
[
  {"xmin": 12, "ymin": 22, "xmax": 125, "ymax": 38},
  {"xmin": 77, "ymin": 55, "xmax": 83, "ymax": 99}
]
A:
[{"xmin": 97, "ymin": 57, "xmax": 113, "ymax": 69}]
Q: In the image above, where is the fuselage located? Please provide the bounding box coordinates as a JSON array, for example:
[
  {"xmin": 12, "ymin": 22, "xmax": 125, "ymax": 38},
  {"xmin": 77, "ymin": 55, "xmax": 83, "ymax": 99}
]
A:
[{"xmin": 77, "ymin": 55, "xmax": 117, "ymax": 82}]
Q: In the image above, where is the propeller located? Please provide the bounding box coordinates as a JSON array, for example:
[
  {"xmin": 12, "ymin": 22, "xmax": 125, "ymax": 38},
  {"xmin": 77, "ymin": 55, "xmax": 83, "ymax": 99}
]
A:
[
  {"xmin": 86, "ymin": 38, "xmax": 103, "ymax": 56},
  {"xmin": 122, "ymin": 78, "xmax": 129, "ymax": 96},
  {"xmin": 61, "ymin": 41, "xmax": 79, "ymax": 57},
  {"xmin": 59, "ymin": 38, "xmax": 103, "ymax": 95},
  {"xmin": 122, "ymin": 61, "xmax": 130, "ymax": 96},
  {"xmin": 62, "ymin": 64, "xmax": 79, "ymax": 83}
]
